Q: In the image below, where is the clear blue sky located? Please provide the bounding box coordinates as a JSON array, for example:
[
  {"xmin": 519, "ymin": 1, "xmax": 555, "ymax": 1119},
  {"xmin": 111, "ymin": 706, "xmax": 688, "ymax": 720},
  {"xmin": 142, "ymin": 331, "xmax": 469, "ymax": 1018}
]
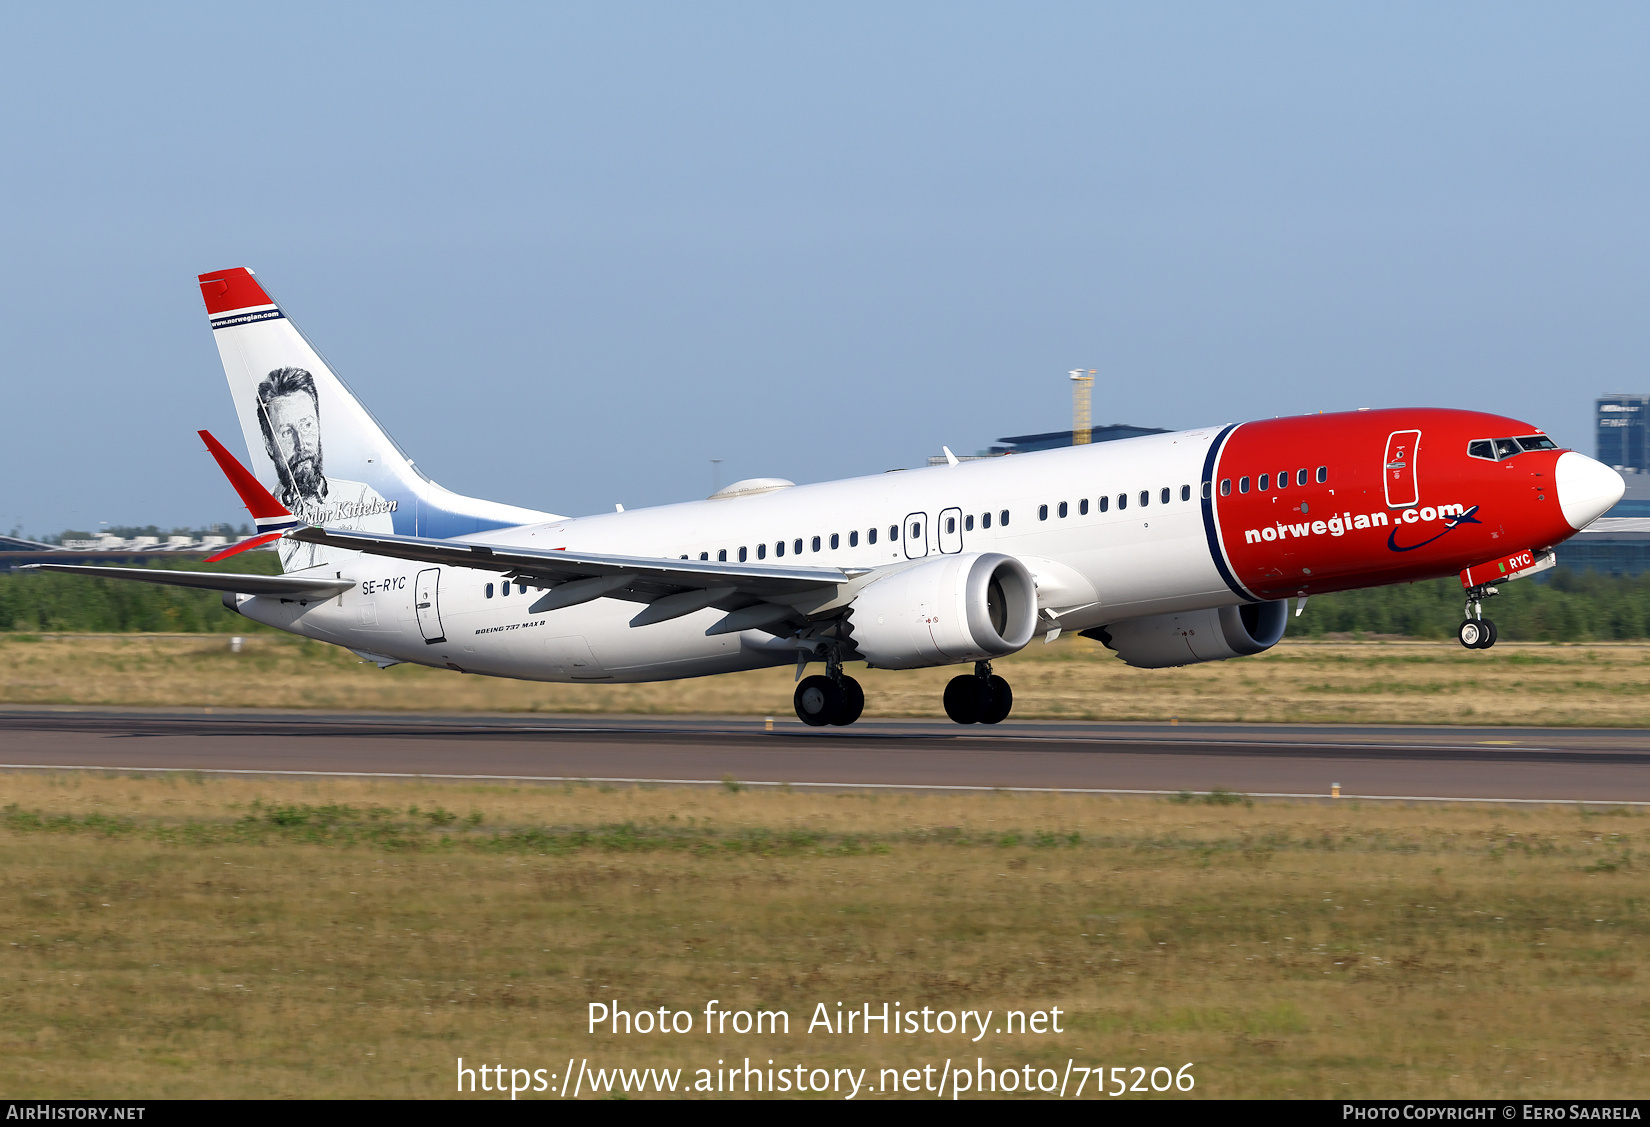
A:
[{"xmin": 3, "ymin": 3, "xmax": 1647, "ymax": 536}]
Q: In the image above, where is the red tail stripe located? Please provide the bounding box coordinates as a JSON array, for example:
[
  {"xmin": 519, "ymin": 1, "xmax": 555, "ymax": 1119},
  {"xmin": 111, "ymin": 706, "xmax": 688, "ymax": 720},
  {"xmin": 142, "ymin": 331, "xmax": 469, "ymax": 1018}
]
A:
[
  {"xmin": 198, "ymin": 429, "xmax": 292, "ymax": 520},
  {"xmin": 197, "ymin": 267, "xmax": 272, "ymax": 316},
  {"xmin": 205, "ymin": 532, "xmax": 284, "ymax": 563}
]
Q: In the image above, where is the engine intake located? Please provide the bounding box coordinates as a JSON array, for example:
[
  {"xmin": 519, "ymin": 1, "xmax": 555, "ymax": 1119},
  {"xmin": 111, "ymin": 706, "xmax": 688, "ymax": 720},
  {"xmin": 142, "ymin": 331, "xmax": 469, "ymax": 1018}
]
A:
[
  {"xmin": 848, "ymin": 552, "xmax": 1038, "ymax": 669},
  {"xmin": 1086, "ymin": 600, "xmax": 1289, "ymax": 669}
]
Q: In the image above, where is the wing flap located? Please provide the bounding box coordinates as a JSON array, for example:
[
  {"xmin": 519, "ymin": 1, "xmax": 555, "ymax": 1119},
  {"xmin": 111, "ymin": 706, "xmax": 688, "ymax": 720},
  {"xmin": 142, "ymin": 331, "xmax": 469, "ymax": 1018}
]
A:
[{"xmin": 21, "ymin": 564, "xmax": 353, "ymax": 598}]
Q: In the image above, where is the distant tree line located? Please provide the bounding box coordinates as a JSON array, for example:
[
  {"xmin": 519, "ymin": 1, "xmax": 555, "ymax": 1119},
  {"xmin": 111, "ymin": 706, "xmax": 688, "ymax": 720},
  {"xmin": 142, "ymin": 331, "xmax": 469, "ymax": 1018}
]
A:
[
  {"xmin": 1, "ymin": 555, "xmax": 282, "ymax": 633},
  {"xmin": 1298, "ymin": 569, "xmax": 1650, "ymax": 641},
  {"xmin": 4, "ymin": 559, "xmax": 1650, "ymax": 641}
]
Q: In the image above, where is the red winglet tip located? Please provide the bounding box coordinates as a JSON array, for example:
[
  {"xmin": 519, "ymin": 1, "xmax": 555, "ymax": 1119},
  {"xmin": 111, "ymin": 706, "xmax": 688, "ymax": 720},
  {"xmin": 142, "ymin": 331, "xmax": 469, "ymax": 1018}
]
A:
[
  {"xmin": 198, "ymin": 429, "xmax": 291, "ymax": 520},
  {"xmin": 205, "ymin": 532, "xmax": 283, "ymax": 563},
  {"xmin": 197, "ymin": 267, "xmax": 272, "ymax": 315}
]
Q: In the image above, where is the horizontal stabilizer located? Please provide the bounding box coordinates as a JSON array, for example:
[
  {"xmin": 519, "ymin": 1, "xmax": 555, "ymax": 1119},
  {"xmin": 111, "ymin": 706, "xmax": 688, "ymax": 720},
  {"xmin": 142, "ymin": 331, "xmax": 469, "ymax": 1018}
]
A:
[{"xmin": 21, "ymin": 564, "xmax": 353, "ymax": 598}]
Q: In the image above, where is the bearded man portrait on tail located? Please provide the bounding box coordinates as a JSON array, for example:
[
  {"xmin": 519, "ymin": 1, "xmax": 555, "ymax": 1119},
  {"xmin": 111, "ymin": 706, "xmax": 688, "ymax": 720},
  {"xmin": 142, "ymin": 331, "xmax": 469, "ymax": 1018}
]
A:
[{"xmin": 256, "ymin": 365, "xmax": 397, "ymax": 571}]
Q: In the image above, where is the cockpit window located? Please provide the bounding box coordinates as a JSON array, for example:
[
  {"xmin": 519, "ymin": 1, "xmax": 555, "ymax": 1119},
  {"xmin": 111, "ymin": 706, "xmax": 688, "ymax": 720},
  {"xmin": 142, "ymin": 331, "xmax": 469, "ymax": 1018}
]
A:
[{"xmin": 1472, "ymin": 434, "xmax": 1561, "ymax": 461}]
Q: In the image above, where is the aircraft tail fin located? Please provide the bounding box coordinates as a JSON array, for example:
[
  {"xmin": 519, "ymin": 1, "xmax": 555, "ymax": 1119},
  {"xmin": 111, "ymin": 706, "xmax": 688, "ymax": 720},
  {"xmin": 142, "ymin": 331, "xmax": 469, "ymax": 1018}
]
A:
[{"xmin": 197, "ymin": 267, "xmax": 559, "ymax": 573}]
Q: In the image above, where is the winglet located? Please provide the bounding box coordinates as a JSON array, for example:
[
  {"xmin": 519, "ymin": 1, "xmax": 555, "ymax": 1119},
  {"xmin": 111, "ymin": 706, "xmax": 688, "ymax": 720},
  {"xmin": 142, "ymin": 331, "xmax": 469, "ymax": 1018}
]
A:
[
  {"xmin": 198, "ymin": 429, "xmax": 300, "ymax": 560},
  {"xmin": 199, "ymin": 430, "xmax": 292, "ymax": 522}
]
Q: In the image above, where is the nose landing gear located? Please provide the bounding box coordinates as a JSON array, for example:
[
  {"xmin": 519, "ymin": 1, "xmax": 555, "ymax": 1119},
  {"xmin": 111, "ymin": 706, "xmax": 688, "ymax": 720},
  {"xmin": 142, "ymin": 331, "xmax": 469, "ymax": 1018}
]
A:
[
  {"xmin": 1458, "ymin": 584, "xmax": 1499, "ymax": 650},
  {"xmin": 943, "ymin": 661, "xmax": 1013, "ymax": 725}
]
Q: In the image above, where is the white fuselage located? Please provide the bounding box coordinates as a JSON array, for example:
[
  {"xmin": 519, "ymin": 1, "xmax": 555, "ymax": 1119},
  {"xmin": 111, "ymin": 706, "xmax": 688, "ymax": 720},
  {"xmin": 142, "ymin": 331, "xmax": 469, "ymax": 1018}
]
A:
[{"xmin": 238, "ymin": 428, "xmax": 1237, "ymax": 682}]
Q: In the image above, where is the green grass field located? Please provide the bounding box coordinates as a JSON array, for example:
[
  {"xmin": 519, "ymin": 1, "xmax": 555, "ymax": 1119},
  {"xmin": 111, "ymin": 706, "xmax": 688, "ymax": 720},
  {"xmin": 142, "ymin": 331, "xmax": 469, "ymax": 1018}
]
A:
[
  {"xmin": 6, "ymin": 632, "xmax": 1650, "ymax": 726},
  {"xmin": 1, "ymin": 771, "xmax": 1645, "ymax": 1099}
]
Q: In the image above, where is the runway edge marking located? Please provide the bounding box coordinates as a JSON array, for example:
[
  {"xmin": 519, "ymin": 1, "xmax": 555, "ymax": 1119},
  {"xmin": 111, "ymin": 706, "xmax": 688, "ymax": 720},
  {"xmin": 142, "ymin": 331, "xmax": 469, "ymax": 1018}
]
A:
[{"xmin": 0, "ymin": 763, "xmax": 1645, "ymax": 807}]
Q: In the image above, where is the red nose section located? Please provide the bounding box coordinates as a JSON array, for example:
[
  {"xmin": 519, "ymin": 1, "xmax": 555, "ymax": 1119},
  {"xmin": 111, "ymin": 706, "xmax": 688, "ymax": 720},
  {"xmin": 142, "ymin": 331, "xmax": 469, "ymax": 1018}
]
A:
[{"xmin": 197, "ymin": 267, "xmax": 272, "ymax": 315}]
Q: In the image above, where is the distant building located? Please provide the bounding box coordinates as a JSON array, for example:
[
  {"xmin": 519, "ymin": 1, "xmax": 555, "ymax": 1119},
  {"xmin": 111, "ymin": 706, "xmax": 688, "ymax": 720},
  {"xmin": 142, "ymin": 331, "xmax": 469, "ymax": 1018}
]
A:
[
  {"xmin": 1596, "ymin": 394, "xmax": 1650, "ymax": 474},
  {"xmin": 0, "ymin": 533, "xmax": 236, "ymax": 573}
]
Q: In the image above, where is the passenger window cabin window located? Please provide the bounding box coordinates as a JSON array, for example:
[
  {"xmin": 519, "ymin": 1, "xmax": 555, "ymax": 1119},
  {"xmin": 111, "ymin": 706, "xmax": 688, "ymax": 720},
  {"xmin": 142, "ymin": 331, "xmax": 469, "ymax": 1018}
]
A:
[
  {"xmin": 965, "ymin": 515, "xmax": 975, "ymax": 531},
  {"xmin": 701, "ymin": 552, "xmax": 709, "ymax": 560},
  {"xmin": 1058, "ymin": 502, "xmax": 1068, "ymax": 518},
  {"xmin": 1098, "ymin": 495, "xmax": 1109, "ymax": 513},
  {"xmin": 485, "ymin": 583, "xmax": 494, "ymax": 598},
  {"xmin": 1277, "ymin": 471, "xmax": 1288, "ymax": 489},
  {"xmin": 1202, "ymin": 481, "xmax": 1211, "ymax": 499},
  {"xmin": 795, "ymin": 538, "xmax": 804, "ymax": 555},
  {"xmin": 738, "ymin": 547, "xmax": 747, "ymax": 562},
  {"xmin": 945, "ymin": 517, "xmax": 956, "ymax": 534},
  {"xmin": 1140, "ymin": 490, "xmax": 1150, "ymax": 507},
  {"xmin": 868, "ymin": 528, "xmax": 878, "ymax": 545},
  {"xmin": 1239, "ymin": 476, "xmax": 1250, "ymax": 494},
  {"xmin": 1079, "ymin": 498, "xmax": 1089, "ymax": 515},
  {"xmin": 1220, "ymin": 479, "xmax": 1232, "ymax": 496},
  {"xmin": 519, "ymin": 583, "xmax": 526, "ymax": 595},
  {"xmin": 1259, "ymin": 474, "xmax": 1269, "ymax": 491},
  {"xmin": 830, "ymin": 533, "xmax": 840, "ymax": 549},
  {"xmin": 909, "ymin": 522, "xmax": 921, "ymax": 540},
  {"xmin": 775, "ymin": 541, "xmax": 784, "ymax": 557},
  {"xmin": 1181, "ymin": 484, "xmax": 1191, "ymax": 501},
  {"xmin": 849, "ymin": 530, "xmax": 859, "ymax": 547},
  {"xmin": 1001, "ymin": 510, "xmax": 1010, "ymax": 527},
  {"xmin": 1316, "ymin": 465, "xmax": 1327, "ymax": 483},
  {"xmin": 1118, "ymin": 493, "xmax": 1128, "ymax": 510},
  {"xmin": 718, "ymin": 549, "xmax": 727, "ymax": 562},
  {"xmin": 890, "ymin": 525, "xmax": 899, "ymax": 541},
  {"xmin": 762, "ymin": 543, "xmax": 771, "ymax": 559},
  {"xmin": 1160, "ymin": 487, "xmax": 1170, "ymax": 504},
  {"xmin": 500, "ymin": 582, "xmax": 509, "ymax": 596},
  {"xmin": 1039, "ymin": 504, "xmax": 1049, "ymax": 521},
  {"xmin": 812, "ymin": 536, "xmax": 821, "ymax": 552},
  {"xmin": 1296, "ymin": 468, "xmax": 1308, "ymax": 487},
  {"xmin": 982, "ymin": 512, "xmax": 992, "ymax": 528}
]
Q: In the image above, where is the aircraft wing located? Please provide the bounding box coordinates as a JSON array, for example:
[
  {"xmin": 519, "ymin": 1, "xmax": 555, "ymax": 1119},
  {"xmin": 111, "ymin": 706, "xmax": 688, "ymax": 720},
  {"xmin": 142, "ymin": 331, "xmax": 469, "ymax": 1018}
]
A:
[
  {"xmin": 21, "ymin": 564, "xmax": 354, "ymax": 598},
  {"xmin": 288, "ymin": 526, "xmax": 866, "ymax": 616}
]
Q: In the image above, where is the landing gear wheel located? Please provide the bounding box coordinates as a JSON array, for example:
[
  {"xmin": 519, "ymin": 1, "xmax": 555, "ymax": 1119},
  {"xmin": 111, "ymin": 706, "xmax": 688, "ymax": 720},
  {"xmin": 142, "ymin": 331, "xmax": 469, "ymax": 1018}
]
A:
[
  {"xmin": 830, "ymin": 676, "xmax": 864, "ymax": 726},
  {"xmin": 977, "ymin": 675, "xmax": 1013, "ymax": 725},
  {"xmin": 944, "ymin": 675, "xmax": 981, "ymax": 724},
  {"xmin": 1458, "ymin": 620, "xmax": 1490, "ymax": 649},
  {"xmin": 794, "ymin": 675, "xmax": 843, "ymax": 727},
  {"xmin": 1478, "ymin": 620, "xmax": 1498, "ymax": 649}
]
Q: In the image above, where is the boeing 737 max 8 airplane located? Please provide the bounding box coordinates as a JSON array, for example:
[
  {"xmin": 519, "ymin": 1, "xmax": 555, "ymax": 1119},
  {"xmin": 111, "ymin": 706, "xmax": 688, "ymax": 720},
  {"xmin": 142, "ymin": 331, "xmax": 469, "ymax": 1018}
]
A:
[{"xmin": 29, "ymin": 268, "xmax": 1628, "ymax": 726}]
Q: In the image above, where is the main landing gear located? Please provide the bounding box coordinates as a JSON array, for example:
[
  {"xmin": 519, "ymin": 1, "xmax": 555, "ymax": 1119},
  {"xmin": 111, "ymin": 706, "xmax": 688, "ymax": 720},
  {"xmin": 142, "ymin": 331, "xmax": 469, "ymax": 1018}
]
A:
[
  {"xmin": 943, "ymin": 661, "xmax": 1013, "ymax": 725},
  {"xmin": 1458, "ymin": 583, "xmax": 1499, "ymax": 650},
  {"xmin": 793, "ymin": 650, "xmax": 864, "ymax": 727}
]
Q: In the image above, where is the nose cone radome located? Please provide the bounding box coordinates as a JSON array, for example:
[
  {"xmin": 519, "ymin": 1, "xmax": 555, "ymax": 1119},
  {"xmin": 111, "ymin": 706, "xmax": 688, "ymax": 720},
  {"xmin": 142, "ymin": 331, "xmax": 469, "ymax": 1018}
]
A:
[{"xmin": 1556, "ymin": 451, "xmax": 1625, "ymax": 530}]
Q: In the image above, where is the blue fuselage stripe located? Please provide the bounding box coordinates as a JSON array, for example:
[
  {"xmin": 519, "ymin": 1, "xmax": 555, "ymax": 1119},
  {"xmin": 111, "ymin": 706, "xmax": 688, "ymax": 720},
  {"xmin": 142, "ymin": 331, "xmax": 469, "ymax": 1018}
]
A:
[{"xmin": 1200, "ymin": 424, "xmax": 1258, "ymax": 602}]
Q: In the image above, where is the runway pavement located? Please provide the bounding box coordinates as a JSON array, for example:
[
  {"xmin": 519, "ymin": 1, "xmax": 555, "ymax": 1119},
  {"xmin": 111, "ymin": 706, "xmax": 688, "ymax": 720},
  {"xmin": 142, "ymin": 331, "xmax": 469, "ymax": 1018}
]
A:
[{"xmin": 3, "ymin": 707, "xmax": 1650, "ymax": 803}]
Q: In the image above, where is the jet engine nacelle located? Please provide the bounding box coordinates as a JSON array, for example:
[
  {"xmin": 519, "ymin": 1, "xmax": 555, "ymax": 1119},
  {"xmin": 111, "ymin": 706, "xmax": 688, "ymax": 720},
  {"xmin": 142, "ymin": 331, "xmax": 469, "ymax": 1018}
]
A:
[
  {"xmin": 1088, "ymin": 600, "xmax": 1289, "ymax": 669},
  {"xmin": 848, "ymin": 552, "xmax": 1038, "ymax": 670}
]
